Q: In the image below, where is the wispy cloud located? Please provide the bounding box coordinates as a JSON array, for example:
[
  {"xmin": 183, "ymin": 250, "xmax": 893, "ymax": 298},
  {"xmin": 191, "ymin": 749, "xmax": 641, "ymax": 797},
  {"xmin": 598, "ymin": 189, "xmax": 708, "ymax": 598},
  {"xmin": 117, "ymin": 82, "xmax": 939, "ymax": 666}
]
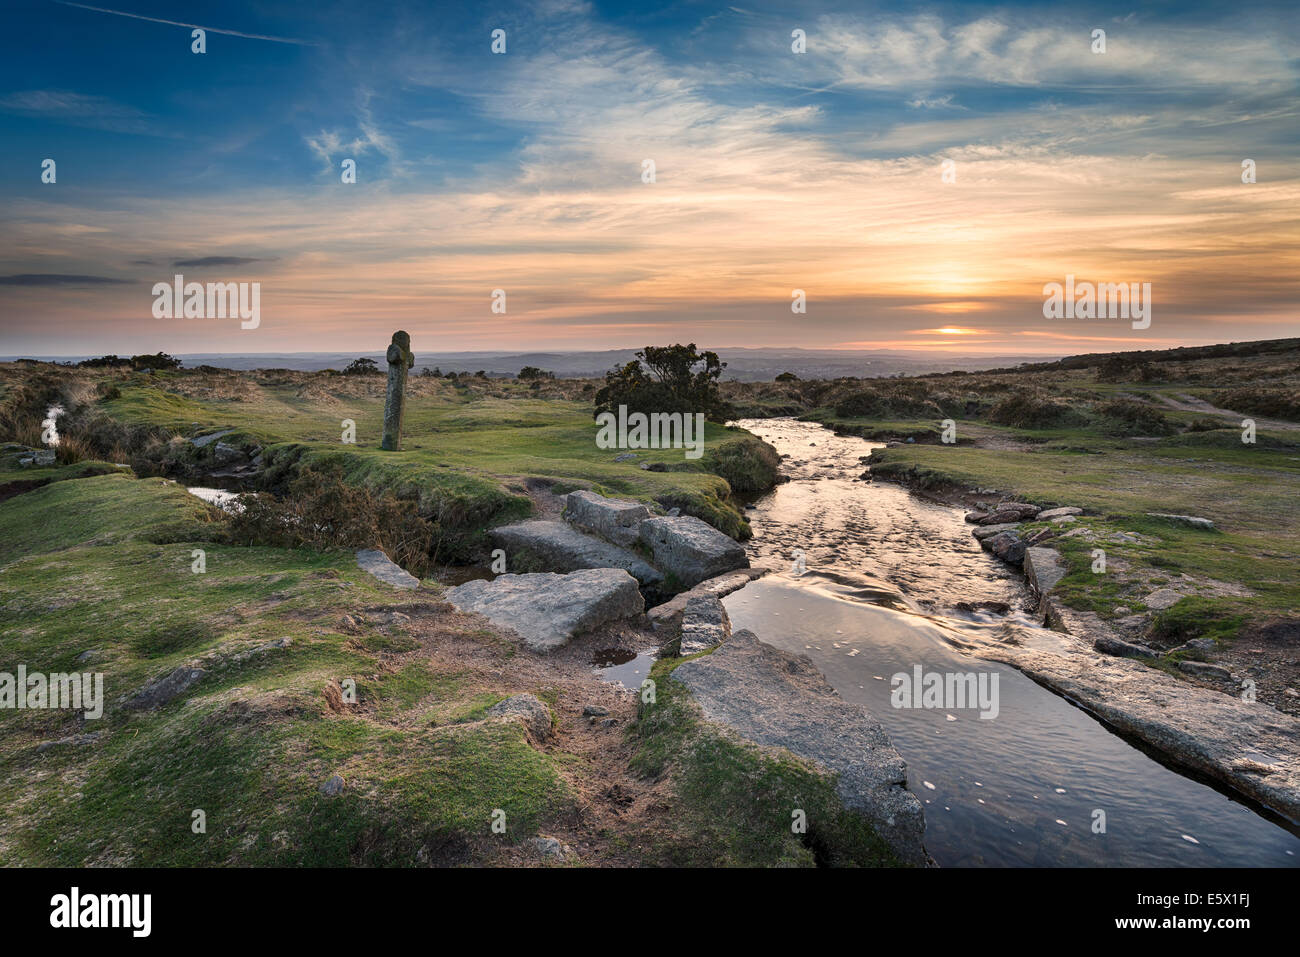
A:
[
  {"xmin": 171, "ymin": 256, "xmax": 273, "ymax": 268},
  {"xmin": 0, "ymin": 273, "xmax": 132, "ymax": 285}
]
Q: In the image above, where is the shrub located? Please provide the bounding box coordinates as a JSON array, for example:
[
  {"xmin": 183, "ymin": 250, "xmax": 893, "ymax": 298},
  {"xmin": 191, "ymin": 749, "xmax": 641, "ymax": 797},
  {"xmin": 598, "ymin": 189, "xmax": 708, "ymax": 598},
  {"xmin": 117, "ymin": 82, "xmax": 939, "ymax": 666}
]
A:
[
  {"xmin": 595, "ymin": 344, "xmax": 730, "ymax": 422},
  {"xmin": 702, "ymin": 437, "xmax": 781, "ymax": 493},
  {"xmin": 224, "ymin": 466, "xmax": 435, "ymax": 577},
  {"xmin": 130, "ymin": 352, "xmax": 182, "ymax": 371},
  {"xmin": 988, "ymin": 392, "xmax": 1085, "ymax": 429},
  {"xmin": 1093, "ymin": 398, "xmax": 1176, "ymax": 436},
  {"xmin": 1214, "ymin": 387, "xmax": 1300, "ymax": 422},
  {"xmin": 833, "ymin": 388, "xmax": 942, "ymax": 420},
  {"xmin": 341, "ymin": 357, "xmax": 381, "ymax": 376}
]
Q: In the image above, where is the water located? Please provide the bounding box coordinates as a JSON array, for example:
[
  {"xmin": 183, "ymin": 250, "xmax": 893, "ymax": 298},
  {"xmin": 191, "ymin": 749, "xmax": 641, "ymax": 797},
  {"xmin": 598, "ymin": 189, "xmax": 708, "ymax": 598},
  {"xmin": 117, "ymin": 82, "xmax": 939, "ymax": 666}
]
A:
[
  {"xmin": 592, "ymin": 648, "xmax": 656, "ymax": 690},
  {"xmin": 186, "ymin": 487, "xmax": 243, "ymax": 510},
  {"xmin": 725, "ymin": 418, "xmax": 1300, "ymax": 867}
]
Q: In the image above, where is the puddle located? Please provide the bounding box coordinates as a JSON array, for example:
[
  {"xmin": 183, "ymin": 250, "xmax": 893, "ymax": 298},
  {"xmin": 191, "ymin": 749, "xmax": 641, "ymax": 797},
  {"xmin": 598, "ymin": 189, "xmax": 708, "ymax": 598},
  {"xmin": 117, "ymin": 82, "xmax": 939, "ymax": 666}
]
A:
[{"xmin": 592, "ymin": 648, "xmax": 656, "ymax": 690}]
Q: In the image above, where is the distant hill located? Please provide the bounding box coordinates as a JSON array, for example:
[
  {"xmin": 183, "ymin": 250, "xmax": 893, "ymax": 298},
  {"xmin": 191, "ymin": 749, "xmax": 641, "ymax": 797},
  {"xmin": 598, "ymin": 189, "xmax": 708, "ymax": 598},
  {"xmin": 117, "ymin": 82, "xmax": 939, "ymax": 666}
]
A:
[
  {"xmin": 948, "ymin": 337, "xmax": 1300, "ymax": 377},
  {"xmin": 2, "ymin": 347, "xmax": 1061, "ymax": 382}
]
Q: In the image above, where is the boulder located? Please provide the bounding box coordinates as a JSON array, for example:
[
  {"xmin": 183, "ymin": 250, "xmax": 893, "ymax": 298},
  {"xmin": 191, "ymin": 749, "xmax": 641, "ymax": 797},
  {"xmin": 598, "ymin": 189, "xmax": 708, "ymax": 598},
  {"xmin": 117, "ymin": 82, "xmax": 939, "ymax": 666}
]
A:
[
  {"xmin": 490, "ymin": 520, "xmax": 661, "ymax": 585},
  {"xmin": 124, "ymin": 666, "xmax": 205, "ymax": 710},
  {"xmin": 1177, "ymin": 660, "xmax": 1233, "ymax": 683},
  {"xmin": 979, "ymin": 502, "xmax": 1040, "ymax": 525},
  {"xmin": 528, "ymin": 836, "xmax": 572, "ymax": 860},
  {"xmin": 444, "ymin": 568, "xmax": 644, "ymax": 652},
  {"xmin": 1146, "ymin": 513, "xmax": 1215, "ymax": 530},
  {"xmin": 672, "ymin": 628, "xmax": 929, "ymax": 865},
  {"xmin": 983, "ymin": 531, "xmax": 1025, "ymax": 565},
  {"xmin": 356, "ymin": 548, "xmax": 419, "ymax": 589},
  {"xmin": 20, "ymin": 449, "xmax": 56, "ymax": 468},
  {"xmin": 678, "ymin": 594, "xmax": 731, "ymax": 654},
  {"xmin": 1143, "ymin": 587, "xmax": 1184, "ymax": 611},
  {"xmin": 1024, "ymin": 547, "xmax": 1067, "ymax": 599},
  {"xmin": 1093, "ymin": 635, "xmax": 1159, "ymax": 660},
  {"xmin": 964, "ymin": 510, "xmax": 989, "ymax": 524},
  {"xmin": 1037, "ymin": 507, "xmax": 1083, "ymax": 520},
  {"xmin": 637, "ymin": 516, "xmax": 748, "ymax": 589},
  {"xmin": 562, "ymin": 490, "xmax": 650, "ymax": 548},
  {"xmin": 487, "ymin": 693, "xmax": 553, "ymax": 740},
  {"xmin": 971, "ymin": 522, "xmax": 1020, "ymax": 541},
  {"xmin": 647, "ymin": 567, "xmax": 768, "ymax": 632}
]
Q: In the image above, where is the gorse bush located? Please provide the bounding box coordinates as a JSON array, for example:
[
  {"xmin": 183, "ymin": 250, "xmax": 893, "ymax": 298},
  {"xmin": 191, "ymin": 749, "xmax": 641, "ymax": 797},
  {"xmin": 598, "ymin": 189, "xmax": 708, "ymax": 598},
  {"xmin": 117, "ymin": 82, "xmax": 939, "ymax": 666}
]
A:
[
  {"xmin": 595, "ymin": 343, "xmax": 730, "ymax": 421},
  {"xmin": 833, "ymin": 388, "xmax": 942, "ymax": 420},
  {"xmin": 225, "ymin": 466, "xmax": 435, "ymax": 577},
  {"xmin": 341, "ymin": 357, "xmax": 381, "ymax": 376},
  {"xmin": 1214, "ymin": 387, "xmax": 1300, "ymax": 423},
  {"xmin": 1092, "ymin": 398, "xmax": 1177, "ymax": 436},
  {"xmin": 701, "ymin": 437, "xmax": 782, "ymax": 493},
  {"xmin": 988, "ymin": 392, "xmax": 1085, "ymax": 429}
]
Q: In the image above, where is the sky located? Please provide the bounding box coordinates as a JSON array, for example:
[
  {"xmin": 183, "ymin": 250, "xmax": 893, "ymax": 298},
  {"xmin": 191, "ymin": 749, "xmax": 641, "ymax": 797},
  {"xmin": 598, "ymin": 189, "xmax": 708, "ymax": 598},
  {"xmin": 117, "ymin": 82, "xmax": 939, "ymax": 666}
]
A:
[{"xmin": 0, "ymin": 0, "xmax": 1297, "ymax": 357}]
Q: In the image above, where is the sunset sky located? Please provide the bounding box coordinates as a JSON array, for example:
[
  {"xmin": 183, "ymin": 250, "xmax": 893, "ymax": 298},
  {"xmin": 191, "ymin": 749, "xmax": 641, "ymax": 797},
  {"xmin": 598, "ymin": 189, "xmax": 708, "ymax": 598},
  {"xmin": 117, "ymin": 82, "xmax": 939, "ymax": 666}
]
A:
[{"xmin": 1, "ymin": 0, "xmax": 1297, "ymax": 357}]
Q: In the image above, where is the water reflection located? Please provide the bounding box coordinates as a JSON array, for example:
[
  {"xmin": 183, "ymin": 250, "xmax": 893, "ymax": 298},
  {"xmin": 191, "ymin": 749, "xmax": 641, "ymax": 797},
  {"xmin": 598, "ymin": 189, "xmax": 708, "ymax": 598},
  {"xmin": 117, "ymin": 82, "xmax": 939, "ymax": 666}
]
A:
[{"xmin": 726, "ymin": 418, "xmax": 1300, "ymax": 867}]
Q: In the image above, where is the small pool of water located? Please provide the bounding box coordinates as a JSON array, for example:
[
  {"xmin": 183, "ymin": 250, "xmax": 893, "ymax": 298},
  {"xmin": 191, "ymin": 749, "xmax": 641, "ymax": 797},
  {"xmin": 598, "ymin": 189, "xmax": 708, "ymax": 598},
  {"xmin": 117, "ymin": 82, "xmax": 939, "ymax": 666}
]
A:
[
  {"xmin": 186, "ymin": 487, "xmax": 243, "ymax": 511},
  {"xmin": 592, "ymin": 648, "xmax": 656, "ymax": 690}
]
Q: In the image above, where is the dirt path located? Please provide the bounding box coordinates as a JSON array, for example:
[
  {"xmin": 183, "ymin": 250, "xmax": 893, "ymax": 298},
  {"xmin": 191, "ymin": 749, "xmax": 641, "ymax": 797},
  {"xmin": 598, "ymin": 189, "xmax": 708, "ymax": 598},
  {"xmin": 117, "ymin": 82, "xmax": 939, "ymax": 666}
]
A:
[
  {"xmin": 371, "ymin": 597, "xmax": 673, "ymax": 865},
  {"xmin": 1152, "ymin": 391, "xmax": 1300, "ymax": 431}
]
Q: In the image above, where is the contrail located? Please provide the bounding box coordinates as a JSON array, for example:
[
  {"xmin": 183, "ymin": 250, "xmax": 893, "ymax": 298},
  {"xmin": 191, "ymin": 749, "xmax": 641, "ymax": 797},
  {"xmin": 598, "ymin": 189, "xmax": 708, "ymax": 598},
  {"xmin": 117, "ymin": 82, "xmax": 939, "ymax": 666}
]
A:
[{"xmin": 52, "ymin": 1, "xmax": 321, "ymax": 46}]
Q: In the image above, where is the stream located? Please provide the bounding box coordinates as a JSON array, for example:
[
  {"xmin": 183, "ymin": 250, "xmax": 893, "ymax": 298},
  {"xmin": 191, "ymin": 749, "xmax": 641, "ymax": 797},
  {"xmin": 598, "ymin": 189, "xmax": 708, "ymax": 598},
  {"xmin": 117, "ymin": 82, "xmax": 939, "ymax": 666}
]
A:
[{"xmin": 724, "ymin": 417, "xmax": 1300, "ymax": 867}]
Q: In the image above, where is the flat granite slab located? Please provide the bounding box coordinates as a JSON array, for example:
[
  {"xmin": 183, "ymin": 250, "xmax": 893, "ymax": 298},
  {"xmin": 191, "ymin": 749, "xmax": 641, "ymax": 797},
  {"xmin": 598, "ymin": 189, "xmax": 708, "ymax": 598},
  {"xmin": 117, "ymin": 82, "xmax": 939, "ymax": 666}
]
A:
[
  {"xmin": 490, "ymin": 519, "xmax": 663, "ymax": 584},
  {"xmin": 673, "ymin": 628, "xmax": 930, "ymax": 865},
  {"xmin": 445, "ymin": 567, "xmax": 644, "ymax": 652},
  {"xmin": 356, "ymin": 548, "xmax": 419, "ymax": 589}
]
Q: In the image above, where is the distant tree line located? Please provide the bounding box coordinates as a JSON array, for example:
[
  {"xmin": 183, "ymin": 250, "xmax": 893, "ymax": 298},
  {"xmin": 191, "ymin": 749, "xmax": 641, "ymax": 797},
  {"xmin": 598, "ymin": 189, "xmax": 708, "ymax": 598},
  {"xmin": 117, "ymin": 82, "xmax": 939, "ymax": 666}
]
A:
[{"xmin": 77, "ymin": 353, "xmax": 182, "ymax": 371}]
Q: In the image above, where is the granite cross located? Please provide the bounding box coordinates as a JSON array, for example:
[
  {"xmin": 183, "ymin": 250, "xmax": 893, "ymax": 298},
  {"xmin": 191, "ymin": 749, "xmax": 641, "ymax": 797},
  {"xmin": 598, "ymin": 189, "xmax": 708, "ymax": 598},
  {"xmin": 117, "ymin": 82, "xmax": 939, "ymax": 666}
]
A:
[{"xmin": 381, "ymin": 330, "xmax": 414, "ymax": 451}]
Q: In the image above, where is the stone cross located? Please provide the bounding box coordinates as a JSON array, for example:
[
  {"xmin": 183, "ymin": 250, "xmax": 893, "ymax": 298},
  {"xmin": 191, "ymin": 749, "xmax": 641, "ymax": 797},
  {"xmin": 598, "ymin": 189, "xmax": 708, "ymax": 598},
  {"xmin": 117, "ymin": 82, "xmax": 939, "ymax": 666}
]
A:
[{"xmin": 381, "ymin": 330, "xmax": 414, "ymax": 451}]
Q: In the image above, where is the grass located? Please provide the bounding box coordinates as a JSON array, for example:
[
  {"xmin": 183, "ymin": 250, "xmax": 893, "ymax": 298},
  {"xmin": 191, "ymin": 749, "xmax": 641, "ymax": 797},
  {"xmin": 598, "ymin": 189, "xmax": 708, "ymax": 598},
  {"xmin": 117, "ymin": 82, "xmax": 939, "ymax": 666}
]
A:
[
  {"xmin": 79, "ymin": 371, "xmax": 771, "ymax": 550},
  {"xmin": 0, "ymin": 456, "xmax": 867, "ymax": 867},
  {"xmin": 0, "ymin": 466, "xmax": 572, "ymax": 866}
]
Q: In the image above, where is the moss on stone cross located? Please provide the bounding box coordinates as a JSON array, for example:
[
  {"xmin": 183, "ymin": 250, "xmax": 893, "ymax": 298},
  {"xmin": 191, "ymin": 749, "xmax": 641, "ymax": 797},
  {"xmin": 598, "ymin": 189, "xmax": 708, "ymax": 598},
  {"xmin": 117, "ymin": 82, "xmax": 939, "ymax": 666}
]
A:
[{"xmin": 381, "ymin": 331, "xmax": 414, "ymax": 450}]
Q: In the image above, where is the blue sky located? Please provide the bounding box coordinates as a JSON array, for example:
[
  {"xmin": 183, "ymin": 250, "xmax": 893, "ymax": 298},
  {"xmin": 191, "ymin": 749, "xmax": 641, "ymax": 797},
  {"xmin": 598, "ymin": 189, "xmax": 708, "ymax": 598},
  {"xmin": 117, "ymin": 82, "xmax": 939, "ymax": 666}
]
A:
[{"xmin": 1, "ymin": 0, "xmax": 1297, "ymax": 355}]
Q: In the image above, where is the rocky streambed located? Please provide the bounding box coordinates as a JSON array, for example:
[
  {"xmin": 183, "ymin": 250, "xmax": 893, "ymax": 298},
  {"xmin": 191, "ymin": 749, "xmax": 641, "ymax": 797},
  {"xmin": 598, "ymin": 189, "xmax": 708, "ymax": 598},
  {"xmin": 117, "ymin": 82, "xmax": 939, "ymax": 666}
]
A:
[{"xmin": 727, "ymin": 417, "xmax": 1300, "ymax": 866}]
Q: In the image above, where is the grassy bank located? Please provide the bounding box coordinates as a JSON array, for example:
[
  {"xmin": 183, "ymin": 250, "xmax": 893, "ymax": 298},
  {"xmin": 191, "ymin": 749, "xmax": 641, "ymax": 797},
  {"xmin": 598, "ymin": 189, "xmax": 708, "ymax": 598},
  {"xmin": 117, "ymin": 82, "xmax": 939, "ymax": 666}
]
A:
[
  {"xmin": 0, "ymin": 363, "xmax": 781, "ymax": 563},
  {"xmin": 0, "ymin": 457, "xmax": 891, "ymax": 866}
]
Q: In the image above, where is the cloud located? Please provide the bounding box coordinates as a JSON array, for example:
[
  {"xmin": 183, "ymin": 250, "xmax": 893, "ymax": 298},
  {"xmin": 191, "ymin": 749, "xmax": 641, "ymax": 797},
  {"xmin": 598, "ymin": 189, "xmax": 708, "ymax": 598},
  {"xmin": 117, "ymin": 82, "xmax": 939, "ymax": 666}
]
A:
[
  {"xmin": 305, "ymin": 91, "xmax": 401, "ymax": 176},
  {"xmin": 171, "ymin": 256, "xmax": 273, "ymax": 267},
  {"xmin": 907, "ymin": 94, "xmax": 963, "ymax": 110},
  {"xmin": 0, "ymin": 273, "xmax": 132, "ymax": 285},
  {"xmin": 0, "ymin": 89, "xmax": 162, "ymax": 135},
  {"xmin": 3, "ymin": 4, "xmax": 1297, "ymax": 355}
]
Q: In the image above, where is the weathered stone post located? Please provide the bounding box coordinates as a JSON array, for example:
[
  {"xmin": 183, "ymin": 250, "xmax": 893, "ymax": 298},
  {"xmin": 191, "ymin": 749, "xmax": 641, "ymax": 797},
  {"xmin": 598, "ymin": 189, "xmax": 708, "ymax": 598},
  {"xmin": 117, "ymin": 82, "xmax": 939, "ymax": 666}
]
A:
[{"xmin": 381, "ymin": 331, "xmax": 414, "ymax": 451}]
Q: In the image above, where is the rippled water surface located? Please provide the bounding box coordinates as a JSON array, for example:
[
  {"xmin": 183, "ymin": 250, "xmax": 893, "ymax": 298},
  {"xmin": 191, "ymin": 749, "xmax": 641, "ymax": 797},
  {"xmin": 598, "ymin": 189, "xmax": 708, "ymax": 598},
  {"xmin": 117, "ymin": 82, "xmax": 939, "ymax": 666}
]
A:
[{"xmin": 725, "ymin": 418, "xmax": 1300, "ymax": 866}]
